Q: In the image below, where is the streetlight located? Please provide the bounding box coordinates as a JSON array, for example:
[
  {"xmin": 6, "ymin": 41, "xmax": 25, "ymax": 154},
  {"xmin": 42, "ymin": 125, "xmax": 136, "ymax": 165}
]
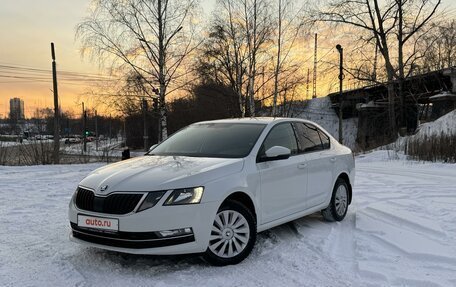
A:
[{"xmin": 336, "ymin": 44, "xmax": 344, "ymax": 144}]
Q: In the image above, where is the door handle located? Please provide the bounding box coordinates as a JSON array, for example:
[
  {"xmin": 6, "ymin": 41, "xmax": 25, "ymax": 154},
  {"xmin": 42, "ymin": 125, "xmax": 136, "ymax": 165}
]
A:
[
  {"xmin": 297, "ymin": 163, "xmax": 307, "ymax": 169},
  {"xmin": 330, "ymin": 157, "xmax": 337, "ymax": 163}
]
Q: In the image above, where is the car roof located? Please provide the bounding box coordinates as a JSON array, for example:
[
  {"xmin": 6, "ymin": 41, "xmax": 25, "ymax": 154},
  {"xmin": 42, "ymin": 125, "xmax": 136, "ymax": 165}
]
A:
[{"xmin": 195, "ymin": 117, "xmax": 312, "ymax": 125}]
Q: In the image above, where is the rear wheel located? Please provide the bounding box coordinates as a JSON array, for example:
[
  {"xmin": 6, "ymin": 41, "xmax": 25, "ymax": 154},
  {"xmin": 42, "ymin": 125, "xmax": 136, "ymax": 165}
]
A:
[
  {"xmin": 203, "ymin": 200, "xmax": 256, "ymax": 266},
  {"xmin": 321, "ymin": 178, "xmax": 349, "ymax": 222}
]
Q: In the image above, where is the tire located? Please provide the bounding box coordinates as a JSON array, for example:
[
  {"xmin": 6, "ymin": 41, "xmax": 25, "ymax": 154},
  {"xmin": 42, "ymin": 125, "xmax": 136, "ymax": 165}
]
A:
[
  {"xmin": 203, "ymin": 200, "xmax": 256, "ymax": 266},
  {"xmin": 321, "ymin": 178, "xmax": 349, "ymax": 222}
]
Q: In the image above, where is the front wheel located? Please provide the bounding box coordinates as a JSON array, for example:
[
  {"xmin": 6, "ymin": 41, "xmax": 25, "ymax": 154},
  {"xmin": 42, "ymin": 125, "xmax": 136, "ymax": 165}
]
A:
[
  {"xmin": 203, "ymin": 200, "xmax": 256, "ymax": 266},
  {"xmin": 321, "ymin": 178, "xmax": 349, "ymax": 222}
]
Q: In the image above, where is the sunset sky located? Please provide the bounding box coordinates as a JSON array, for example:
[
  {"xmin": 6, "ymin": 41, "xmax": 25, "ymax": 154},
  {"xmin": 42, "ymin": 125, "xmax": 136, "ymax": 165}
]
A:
[
  {"xmin": 0, "ymin": 0, "xmax": 216, "ymax": 118},
  {"xmin": 1, "ymin": 0, "xmax": 454, "ymax": 118}
]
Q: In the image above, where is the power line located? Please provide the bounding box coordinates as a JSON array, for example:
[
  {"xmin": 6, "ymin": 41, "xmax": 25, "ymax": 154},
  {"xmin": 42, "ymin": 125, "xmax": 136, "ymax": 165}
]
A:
[
  {"xmin": 0, "ymin": 62, "xmax": 120, "ymax": 86},
  {"xmin": 0, "ymin": 75, "xmax": 118, "ymax": 85},
  {"xmin": 0, "ymin": 74, "xmax": 51, "ymax": 82},
  {"xmin": 0, "ymin": 69, "xmax": 116, "ymax": 81},
  {"xmin": 0, "ymin": 49, "xmax": 339, "ymax": 87},
  {"xmin": 0, "ymin": 62, "xmax": 112, "ymax": 79}
]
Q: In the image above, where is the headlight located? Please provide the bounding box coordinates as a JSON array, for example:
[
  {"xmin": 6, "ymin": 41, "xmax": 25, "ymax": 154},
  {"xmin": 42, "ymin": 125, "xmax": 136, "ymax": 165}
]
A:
[
  {"xmin": 164, "ymin": 187, "xmax": 204, "ymax": 205},
  {"xmin": 137, "ymin": 191, "xmax": 166, "ymax": 212}
]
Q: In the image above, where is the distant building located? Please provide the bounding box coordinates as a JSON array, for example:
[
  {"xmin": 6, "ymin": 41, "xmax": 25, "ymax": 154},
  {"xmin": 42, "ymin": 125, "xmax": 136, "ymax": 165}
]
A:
[{"xmin": 9, "ymin": 98, "xmax": 25, "ymax": 120}]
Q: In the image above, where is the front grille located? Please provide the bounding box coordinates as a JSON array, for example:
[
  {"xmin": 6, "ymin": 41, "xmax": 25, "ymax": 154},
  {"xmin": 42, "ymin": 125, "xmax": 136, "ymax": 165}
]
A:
[
  {"xmin": 75, "ymin": 187, "xmax": 143, "ymax": 215},
  {"xmin": 71, "ymin": 223, "xmax": 195, "ymax": 249},
  {"xmin": 75, "ymin": 187, "xmax": 95, "ymax": 211}
]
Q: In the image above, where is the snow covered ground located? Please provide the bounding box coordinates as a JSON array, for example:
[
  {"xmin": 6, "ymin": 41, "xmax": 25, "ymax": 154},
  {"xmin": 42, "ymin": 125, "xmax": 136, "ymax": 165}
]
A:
[
  {"xmin": 1, "ymin": 151, "xmax": 456, "ymax": 286},
  {"xmin": 61, "ymin": 138, "xmax": 127, "ymax": 157}
]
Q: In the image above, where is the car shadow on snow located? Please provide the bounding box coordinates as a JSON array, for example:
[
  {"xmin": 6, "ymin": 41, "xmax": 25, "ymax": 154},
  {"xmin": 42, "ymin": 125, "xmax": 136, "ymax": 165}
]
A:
[{"xmin": 69, "ymin": 212, "xmax": 330, "ymax": 274}]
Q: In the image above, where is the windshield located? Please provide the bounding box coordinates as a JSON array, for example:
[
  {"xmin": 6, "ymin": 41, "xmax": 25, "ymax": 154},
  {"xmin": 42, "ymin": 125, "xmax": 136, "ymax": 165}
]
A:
[{"xmin": 149, "ymin": 123, "xmax": 266, "ymax": 158}]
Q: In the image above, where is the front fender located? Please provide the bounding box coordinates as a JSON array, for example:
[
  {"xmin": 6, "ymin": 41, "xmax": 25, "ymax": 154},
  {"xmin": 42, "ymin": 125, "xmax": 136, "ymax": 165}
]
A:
[{"xmin": 201, "ymin": 169, "xmax": 259, "ymax": 220}]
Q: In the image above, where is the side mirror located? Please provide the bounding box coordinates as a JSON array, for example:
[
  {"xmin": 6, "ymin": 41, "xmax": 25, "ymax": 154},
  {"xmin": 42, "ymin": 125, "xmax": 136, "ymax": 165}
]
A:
[
  {"xmin": 260, "ymin": 146, "xmax": 291, "ymax": 162},
  {"xmin": 147, "ymin": 144, "xmax": 158, "ymax": 153}
]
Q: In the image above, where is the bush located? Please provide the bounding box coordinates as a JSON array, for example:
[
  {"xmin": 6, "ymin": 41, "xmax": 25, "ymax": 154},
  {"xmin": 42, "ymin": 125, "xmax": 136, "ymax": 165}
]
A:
[{"xmin": 405, "ymin": 134, "xmax": 456, "ymax": 163}]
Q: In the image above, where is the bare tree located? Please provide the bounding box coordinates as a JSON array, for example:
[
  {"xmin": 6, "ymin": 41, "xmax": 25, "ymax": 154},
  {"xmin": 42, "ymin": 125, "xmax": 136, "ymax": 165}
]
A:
[
  {"xmin": 210, "ymin": 0, "xmax": 249, "ymax": 116},
  {"xmin": 421, "ymin": 19, "xmax": 456, "ymax": 71},
  {"xmin": 201, "ymin": 0, "xmax": 306, "ymax": 117},
  {"xmin": 316, "ymin": 0, "xmax": 442, "ymax": 134},
  {"xmin": 77, "ymin": 0, "xmax": 200, "ymax": 141},
  {"xmin": 271, "ymin": 0, "xmax": 305, "ymax": 116},
  {"xmin": 396, "ymin": 0, "xmax": 441, "ymax": 131},
  {"xmin": 242, "ymin": 0, "xmax": 272, "ymax": 116},
  {"xmin": 204, "ymin": 0, "xmax": 272, "ymax": 117}
]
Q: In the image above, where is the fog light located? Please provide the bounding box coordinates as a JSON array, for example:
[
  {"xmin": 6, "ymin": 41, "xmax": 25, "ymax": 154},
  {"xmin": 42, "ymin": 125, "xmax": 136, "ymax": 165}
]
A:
[{"xmin": 158, "ymin": 228, "xmax": 193, "ymax": 238}]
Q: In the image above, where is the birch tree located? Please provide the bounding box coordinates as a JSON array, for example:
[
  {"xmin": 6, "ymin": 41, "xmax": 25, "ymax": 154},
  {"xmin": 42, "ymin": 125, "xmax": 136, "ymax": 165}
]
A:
[
  {"xmin": 243, "ymin": 0, "xmax": 272, "ymax": 116},
  {"xmin": 200, "ymin": 0, "xmax": 273, "ymax": 117},
  {"xmin": 201, "ymin": 0, "xmax": 306, "ymax": 117},
  {"xmin": 271, "ymin": 0, "xmax": 305, "ymax": 116},
  {"xmin": 77, "ymin": 0, "xmax": 200, "ymax": 141}
]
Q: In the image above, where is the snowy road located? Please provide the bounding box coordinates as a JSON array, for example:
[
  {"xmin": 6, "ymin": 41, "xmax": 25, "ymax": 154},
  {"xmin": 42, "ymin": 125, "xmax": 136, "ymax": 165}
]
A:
[{"xmin": 1, "ymin": 151, "xmax": 456, "ymax": 287}]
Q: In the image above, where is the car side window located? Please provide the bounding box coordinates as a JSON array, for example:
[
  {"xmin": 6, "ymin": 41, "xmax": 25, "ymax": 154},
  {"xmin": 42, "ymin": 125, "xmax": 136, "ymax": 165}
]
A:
[
  {"xmin": 319, "ymin": 130, "xmax": 330, "ymax": 149},
  {"xmin": 293, "ymin": 122, "xmax": 328, "ymax": 153},
  {"xmin": 259, "ymin": 123, "xmax": 298, "ymax": 157}
]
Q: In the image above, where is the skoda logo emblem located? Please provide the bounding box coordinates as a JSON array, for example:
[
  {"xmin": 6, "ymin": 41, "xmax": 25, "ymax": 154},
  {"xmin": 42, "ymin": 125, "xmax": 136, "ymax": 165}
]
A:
[{"xmin": 100, "ymin": 185, "xmax": 109, "ymax": 192}]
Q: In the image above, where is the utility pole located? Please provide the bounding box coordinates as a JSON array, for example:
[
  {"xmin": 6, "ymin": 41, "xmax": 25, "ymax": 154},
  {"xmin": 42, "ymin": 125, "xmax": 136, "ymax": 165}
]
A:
[
  {"xmin": 95, "ymin": 110, "xmax": 98, "ymax": 151},
  {"xmin": 142, "ymin": 98, "xmax": 149, "ymax": 152},
  {"xmin": 108, "ymin": 114, "xmax": 112, "ymax": 164},
  {"xmin": 336, "ymin": 44, "xmax": 344, "ymax": 144},
  {"xmin": 306, "ymin": 68, "xmax": 310, "ymax": 100},
  {"xmin": 123, "ymin": 118, "xmax": 126, "ymax": 146},
  {"xmin": 262, "ymin": 66, "xmax": 265, "ymax": 104},
  {"xmin": 312, "ymin": 33, "xmax": 318, "ymax": 99},
  {"xmin": 51, "ymin": 43, "xmax": 60, "ymax": 164},
  {"xmin": 82, "ymin": 102, "xmax": 87, "ymax": 153},
  {"xmin": 66, "ymin": 118, "xmax": 70, "ymax": 139},
  {"xmin": 109, "ymin": 113, "xmax": 112, "ymax": 145}
]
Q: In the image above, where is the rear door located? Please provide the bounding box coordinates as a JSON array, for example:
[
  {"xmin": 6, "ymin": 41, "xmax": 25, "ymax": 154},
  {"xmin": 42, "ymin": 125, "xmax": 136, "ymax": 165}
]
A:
[
  {"xmin": 292, "ymin": 122, "xmax": 334, "ymax": 208},
  {"xmin": 257, "ymin": 122, "xmax": 308, "ymax": 223}
]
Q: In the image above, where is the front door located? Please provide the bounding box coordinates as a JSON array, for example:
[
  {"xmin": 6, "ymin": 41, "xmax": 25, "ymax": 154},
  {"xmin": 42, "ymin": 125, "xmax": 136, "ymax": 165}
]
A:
[{"xmin": 257, "ymin": 123, "xmax": 308, "ymax": 224}]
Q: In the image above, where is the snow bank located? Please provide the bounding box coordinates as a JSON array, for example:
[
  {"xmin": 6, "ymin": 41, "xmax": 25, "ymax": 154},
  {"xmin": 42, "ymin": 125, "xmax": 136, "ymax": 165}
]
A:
[
  {"xmin": 356, "ymin": 149, "xmax": 407, "ymax": 163},
  {"xmin": 379, "ymin": 109, "xmax": 456, "ymax": 154},
  {"xmin": 416, "ymin": 109, "xmax": 456, "ymax": 137}
]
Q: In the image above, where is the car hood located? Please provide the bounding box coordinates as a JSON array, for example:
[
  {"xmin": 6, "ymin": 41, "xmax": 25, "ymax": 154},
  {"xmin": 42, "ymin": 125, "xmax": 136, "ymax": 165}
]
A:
[{"xmin": 79, "ymin": 155, "xmax": 244, "ymax": 194}]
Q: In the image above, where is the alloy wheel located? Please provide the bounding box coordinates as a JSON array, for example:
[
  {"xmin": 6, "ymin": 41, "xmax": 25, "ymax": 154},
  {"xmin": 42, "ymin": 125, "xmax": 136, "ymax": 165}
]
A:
[{"xmin": 335, "ymin": 185, "xmax": 348, "ymax": 217}]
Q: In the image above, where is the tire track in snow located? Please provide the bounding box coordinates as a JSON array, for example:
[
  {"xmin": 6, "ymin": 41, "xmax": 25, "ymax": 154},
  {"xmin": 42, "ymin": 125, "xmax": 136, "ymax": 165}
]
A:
[{"xmin": 354, "ymin": 160, "xmax": 456, "ymax": 286}]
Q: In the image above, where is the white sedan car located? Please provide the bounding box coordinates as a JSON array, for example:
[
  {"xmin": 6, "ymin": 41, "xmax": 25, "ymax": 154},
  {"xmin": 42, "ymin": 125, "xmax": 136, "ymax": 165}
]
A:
[{"xmin": 69, "ymin": 118, "xmax": 355, "ymax": 265}]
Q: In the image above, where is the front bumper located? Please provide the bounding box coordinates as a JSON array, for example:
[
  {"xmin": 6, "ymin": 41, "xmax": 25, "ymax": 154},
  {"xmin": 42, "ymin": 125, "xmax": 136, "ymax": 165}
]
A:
[
  {"xmin": 71, "ymin": 222, "xmax": 195, "ymax": 249},
  {"xmin": 68, "ymin": 199, "xmax": 220, "ymax": 255}
]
